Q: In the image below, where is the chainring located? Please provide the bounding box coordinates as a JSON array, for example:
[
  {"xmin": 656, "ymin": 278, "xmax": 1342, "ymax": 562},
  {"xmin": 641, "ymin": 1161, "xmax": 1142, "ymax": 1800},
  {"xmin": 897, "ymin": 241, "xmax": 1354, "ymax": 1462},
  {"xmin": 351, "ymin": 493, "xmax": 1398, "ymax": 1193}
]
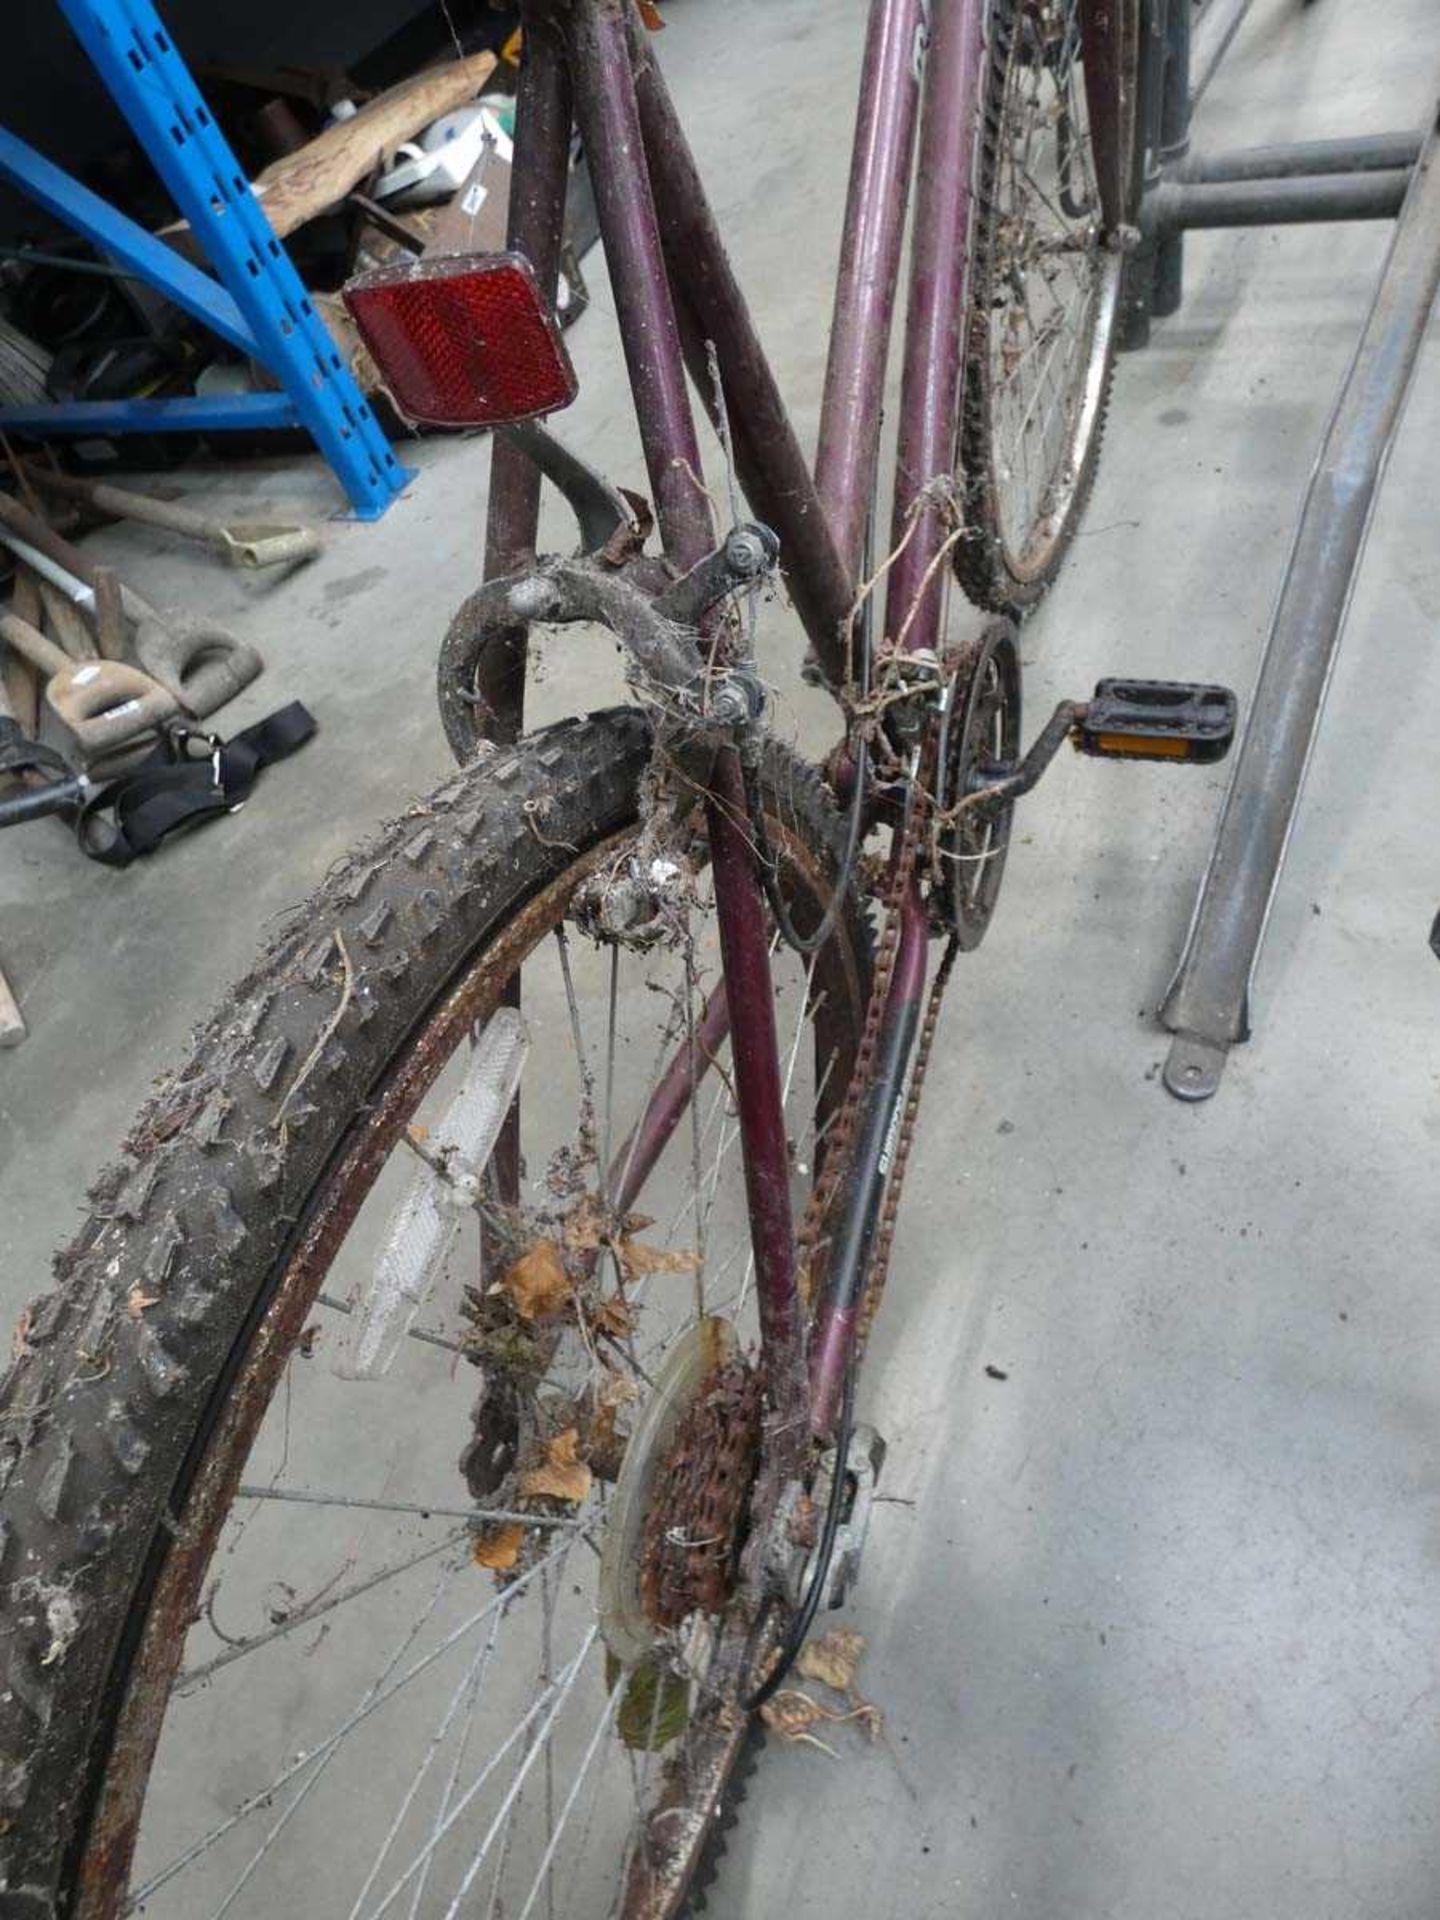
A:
[{"xmin": 935, "ymin": 618, "xmax": 1022, "ymax": 949}]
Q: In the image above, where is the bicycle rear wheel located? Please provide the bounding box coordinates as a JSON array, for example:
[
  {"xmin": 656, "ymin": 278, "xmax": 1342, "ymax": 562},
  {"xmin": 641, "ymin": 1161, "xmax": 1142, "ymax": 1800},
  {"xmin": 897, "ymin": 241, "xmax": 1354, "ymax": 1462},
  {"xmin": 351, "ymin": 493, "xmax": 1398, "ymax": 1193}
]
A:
[
  {"xmin": 955, "ymin": 0, "xmax": 1139, "ymax": 612},
  {"xmin": 0, "ymin": 711, "xmax": 868, "ymax": 1919}
]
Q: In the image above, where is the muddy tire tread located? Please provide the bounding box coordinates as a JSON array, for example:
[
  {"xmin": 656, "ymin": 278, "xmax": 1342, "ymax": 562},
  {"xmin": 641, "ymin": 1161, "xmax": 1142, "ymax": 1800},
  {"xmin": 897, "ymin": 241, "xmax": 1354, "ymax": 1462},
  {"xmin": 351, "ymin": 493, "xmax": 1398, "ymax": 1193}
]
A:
[{"xmin": 0, "ymin": 709, "xmax": 861, "ymax": 1916}]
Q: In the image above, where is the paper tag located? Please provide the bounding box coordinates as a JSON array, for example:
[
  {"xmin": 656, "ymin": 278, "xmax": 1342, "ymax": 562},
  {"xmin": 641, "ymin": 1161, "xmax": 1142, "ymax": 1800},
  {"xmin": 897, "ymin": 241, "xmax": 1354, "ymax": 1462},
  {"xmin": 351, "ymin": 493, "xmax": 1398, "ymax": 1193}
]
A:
[{"xmin": 460, "ymin": 181, "xmax": 488, "ymax": 218}]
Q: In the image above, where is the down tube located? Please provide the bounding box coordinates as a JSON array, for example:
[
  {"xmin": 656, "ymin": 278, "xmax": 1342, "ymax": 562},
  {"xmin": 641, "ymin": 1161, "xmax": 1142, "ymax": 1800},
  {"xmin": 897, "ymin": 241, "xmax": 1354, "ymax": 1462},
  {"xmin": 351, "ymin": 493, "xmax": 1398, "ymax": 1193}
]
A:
[{"xmin": 568, "ymin": 1, "xmax": 807, "ymax": 1407}]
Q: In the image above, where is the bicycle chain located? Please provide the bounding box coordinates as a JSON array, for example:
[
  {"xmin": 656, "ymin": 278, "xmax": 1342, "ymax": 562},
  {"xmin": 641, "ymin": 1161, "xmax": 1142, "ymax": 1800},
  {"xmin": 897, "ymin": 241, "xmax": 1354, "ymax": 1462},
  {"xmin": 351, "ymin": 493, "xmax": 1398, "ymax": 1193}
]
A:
[
  {"xmin": 796, "ymin": 728, "xmax": 943, "ymax": 1344},
  {"xmin": 858, "ymin": 928, "xmax": 959, "ymax": 1351}
]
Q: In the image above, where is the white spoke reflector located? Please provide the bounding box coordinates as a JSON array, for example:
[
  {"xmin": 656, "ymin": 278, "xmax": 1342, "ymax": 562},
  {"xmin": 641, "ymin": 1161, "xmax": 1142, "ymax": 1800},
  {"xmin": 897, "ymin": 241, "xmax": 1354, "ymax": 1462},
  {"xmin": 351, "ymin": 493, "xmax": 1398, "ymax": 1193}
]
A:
[{"xmin": 336, "ymin": 1008, "xmax": 530, "ymax": 1379}]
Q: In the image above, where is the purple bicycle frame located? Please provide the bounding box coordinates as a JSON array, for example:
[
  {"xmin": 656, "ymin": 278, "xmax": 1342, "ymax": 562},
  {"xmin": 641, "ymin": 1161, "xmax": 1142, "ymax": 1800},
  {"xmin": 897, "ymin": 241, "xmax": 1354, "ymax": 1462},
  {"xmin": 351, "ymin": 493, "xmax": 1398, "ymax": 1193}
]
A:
[{"xmin": 482, "ymin": 0, "xmax": 1115, "ymax": 1436}]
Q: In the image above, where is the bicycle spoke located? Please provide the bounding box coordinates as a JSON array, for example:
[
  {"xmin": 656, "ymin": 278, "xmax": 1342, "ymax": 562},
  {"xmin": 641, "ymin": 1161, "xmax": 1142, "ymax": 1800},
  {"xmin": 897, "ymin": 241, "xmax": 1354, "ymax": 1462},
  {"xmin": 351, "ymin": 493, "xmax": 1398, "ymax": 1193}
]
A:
[
  {"xmin": 684, "ymin": 944, "xmax": 707, "ymax": 1319},
  {"xmin": 514, "ymin": 1686, "xmax": 622, "ymax": 1920},
  {"xmin": 345, "ymin": 1610, "xmax": 504, "ymax": 1920},
  {"xmin": 176, "ymin": 1529, "xmax": 468, "ymax": 1694},
  {"xmin": 127, "ymin": 1541, "xmax": 573, "ymax": 1909},
  {"xmin": 405, "ymin": 1609, "xmax": 496, "ymax": 1920},
  {"xmin": 233, "ymin": 1485, "xmax": 580, "ymax": 1529},
  {"xmin": 364, "ymin": 1625, "xmax": 599, "ymax": 1920},
  {"xmin": 148, "ymin": 1557, "xmax": 460, "ymax": 1919}
]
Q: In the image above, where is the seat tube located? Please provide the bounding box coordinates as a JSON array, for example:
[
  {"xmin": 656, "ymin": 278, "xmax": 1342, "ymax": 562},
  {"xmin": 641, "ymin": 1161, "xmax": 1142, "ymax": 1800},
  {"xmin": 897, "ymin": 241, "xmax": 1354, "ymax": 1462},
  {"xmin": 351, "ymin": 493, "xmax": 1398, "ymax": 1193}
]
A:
[
  {"xmin": 568, "ymin": 0, "xmax": 806, "ymax": 1405},
  {"xmin": 480, "ymin": 3, "xmax": 574, "ymax": 745}
]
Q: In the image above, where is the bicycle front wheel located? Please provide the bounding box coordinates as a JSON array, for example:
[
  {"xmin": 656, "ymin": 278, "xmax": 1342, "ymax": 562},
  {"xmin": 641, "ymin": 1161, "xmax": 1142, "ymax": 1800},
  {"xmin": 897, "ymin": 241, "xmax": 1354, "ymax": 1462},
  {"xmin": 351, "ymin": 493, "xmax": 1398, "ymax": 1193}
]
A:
[
  {"xmin": 0, "ymin": 711, "xmax": 869, "ymax": 1920},
  {"xmin": 956, "ymin": 0, "xmax": 1139, "ymax": 612}
]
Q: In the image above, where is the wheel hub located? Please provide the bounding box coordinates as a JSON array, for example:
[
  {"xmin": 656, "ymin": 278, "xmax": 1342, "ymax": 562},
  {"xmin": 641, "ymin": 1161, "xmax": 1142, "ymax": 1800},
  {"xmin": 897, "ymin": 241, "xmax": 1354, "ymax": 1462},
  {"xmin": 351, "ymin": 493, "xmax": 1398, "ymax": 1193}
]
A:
[{"xmin": 933, "ymin": 619, "xmax": 1023, "ymax": 950}]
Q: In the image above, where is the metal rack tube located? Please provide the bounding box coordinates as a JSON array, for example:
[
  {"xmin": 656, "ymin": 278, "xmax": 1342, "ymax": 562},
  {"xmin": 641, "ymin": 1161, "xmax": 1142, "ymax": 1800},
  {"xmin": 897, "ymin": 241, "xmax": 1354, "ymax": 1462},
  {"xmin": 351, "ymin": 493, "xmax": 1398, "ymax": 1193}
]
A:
[{"xmin": 1159, "ymin": 109, "xmax": 1440, "ymax": 1101}]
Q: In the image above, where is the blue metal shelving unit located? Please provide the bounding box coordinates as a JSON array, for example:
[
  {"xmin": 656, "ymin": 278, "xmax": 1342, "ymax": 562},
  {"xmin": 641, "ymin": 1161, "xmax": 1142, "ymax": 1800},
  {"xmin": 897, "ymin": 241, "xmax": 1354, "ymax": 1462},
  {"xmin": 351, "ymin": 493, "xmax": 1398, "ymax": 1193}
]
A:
[{"xmin": 0, "ymin": 0, "xmax": 409, "ymax": 518}]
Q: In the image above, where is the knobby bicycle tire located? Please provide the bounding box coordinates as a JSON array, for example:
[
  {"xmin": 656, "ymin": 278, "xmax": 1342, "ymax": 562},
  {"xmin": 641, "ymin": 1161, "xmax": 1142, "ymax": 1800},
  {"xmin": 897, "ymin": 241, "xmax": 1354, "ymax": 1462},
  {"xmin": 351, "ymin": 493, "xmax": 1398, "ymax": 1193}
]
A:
[{"xmin": 0, "ymin": 709, "xmax": 870, "ymax": 1919}]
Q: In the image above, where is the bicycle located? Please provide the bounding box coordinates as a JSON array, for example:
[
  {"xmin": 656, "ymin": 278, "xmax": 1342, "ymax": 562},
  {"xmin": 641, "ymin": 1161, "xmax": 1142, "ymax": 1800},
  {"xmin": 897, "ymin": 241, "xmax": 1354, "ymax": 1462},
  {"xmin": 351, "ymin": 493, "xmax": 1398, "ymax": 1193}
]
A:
[{"xmin": 0, "ymin": 2, "xmax": 1237, "ymax": 1914}]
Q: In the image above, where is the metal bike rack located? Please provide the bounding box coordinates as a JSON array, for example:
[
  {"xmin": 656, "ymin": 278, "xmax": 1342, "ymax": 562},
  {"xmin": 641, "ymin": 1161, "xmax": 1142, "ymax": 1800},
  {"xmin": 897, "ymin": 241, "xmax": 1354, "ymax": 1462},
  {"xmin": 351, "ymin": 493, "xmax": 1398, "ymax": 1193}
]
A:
[
  {"xmin": 1123, "ymin": 1, "xmax": 1440, "ymax": 1099},
  {"xmin": 1160, "ymin": 106, "xmax": 1440, "ymax": 1099}
]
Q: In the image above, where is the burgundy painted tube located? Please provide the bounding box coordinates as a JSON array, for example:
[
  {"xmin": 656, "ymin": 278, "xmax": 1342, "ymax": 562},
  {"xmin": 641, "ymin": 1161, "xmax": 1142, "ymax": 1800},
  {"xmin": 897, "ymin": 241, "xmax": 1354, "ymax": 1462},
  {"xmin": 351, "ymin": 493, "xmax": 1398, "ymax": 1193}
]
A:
[
  {"xmin": 627, "ymin": 30, "xmax": 855, "ymax": 692},
  {"xmin": 479, "ymin": 5, "xmax": 573, "ymax": 742},
  {"xmin": 610, "ymin": 981, "xmax": 731, "ymax": 1216},
  {"xmin": 478, "ymin": 7, "xmax": 573, "ymax": 1223},
  {"xmin": 807, "ymin": 882, "xmax": 930, "ymax": 1436},
  {"xmin": 815, "ymin": 0, "xmax": 927, "ymax": 579},
  {"xmin": 707, "ymin": 753, "xmax": 806, "ymax": 1402},
  {"xmin": 570, "ymin": 3, "xmax": 801, "ymax": 1408},
  {"xmin": 885, "ymin": 0, "xmax": 985, "ymax": 656},
  {"xmin": 567, "ymin": 0, "xmax": 712, "ymax": 569},
  {"xmin": 1080, "ymin": 0, "xmax": 1134, "ymax": 229}
]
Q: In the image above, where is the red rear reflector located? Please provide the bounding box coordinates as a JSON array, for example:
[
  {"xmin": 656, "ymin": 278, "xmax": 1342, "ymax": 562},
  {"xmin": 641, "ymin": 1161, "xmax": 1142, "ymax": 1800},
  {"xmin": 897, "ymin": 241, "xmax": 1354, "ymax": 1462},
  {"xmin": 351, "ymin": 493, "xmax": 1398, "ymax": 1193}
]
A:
[{"xmin": 342, "ymin": 251, "xmax": 577, "ymax": 428}]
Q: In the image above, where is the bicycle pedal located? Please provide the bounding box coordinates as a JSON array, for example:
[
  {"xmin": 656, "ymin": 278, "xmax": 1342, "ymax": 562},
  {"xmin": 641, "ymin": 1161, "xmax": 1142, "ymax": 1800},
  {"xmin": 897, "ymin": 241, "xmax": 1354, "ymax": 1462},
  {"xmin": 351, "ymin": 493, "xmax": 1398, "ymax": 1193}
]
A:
[{"xmin": 1079, "ymin": 678, "xmax": 1236, "ymax": 764}]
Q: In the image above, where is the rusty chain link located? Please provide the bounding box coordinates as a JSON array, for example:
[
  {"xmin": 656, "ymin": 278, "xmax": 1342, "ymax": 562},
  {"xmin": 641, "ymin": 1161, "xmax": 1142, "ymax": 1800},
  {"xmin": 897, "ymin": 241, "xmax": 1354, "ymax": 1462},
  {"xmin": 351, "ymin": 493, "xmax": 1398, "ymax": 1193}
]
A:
[{"xmin": 796, "ymin": 717, "xmax": 945, "ymax": 1349}]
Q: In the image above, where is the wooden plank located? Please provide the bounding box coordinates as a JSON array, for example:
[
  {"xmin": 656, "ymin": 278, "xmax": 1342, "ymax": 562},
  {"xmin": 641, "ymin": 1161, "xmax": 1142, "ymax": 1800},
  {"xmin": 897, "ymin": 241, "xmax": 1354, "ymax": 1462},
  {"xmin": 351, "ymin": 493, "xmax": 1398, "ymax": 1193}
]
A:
[{"xmin": 165, "ymin": 52, "xmax": 499, "ymax": 244}]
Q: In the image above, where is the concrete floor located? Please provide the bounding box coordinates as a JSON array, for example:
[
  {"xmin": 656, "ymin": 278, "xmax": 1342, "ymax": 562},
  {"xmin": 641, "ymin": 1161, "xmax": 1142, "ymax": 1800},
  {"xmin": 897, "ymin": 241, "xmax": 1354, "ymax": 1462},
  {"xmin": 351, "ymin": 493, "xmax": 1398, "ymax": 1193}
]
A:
[{"xmin": 5, "ymin": 0, "xmax": 1440, "ymax": 1914}]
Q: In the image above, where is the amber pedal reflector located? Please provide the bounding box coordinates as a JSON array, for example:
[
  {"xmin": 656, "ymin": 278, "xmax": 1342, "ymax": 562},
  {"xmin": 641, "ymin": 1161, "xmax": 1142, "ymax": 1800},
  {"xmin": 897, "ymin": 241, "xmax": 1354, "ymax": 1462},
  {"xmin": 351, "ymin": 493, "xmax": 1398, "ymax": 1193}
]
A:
[
  {"xmin": 1092, "ymin": 732, "xmax": 1191, "ymax": 759},
  {"xmin": 342, "ymin": 251, "xmax": 577, "ymax": 429}
]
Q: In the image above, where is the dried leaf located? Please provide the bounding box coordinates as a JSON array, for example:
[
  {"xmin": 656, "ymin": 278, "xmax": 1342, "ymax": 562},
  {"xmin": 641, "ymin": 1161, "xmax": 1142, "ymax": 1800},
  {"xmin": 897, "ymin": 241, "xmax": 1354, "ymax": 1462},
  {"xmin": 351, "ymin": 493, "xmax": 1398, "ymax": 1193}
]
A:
[
  {"xmin": 597, "ymin": 1369, "xmax": 641, "ymax": 1410},
  {"xmin": 585, "ymin": 1403, "xmax": 624, "ymax": 1483},
  {"xmin": 797, "ymin": 1626, "xmax": 866, "ymax": 1696},
  {"xmin": 126, "ymin": 1285, "xmax": 160, "ymax": 1321},
  {"xmin": 521, "ymin": 1427, "xmax": 592, "ymax": 1504},
  {"xmin": 562, "ymin": 1193, "xmax": 609, "ymax": 1252},
  {"xmin": 590, "ymin": 1294, "xmax": 636, "ymax": 1338},
  {"xmin": 501, "ymin": 1240, "xmax": 571, "ymax": 1322},
  {"xmin": 618, "ymin": 1238, "xmax": 702, "ymax": 1280},
  {"xmin": 585, "ymin": 1375, "xmax": 638, "ymax": 1482},
  {"xmin": 760, "ymin": 1688, "xmax": 839, "ymax": 1756},
  {"xmin": 471, "ymin": 1522, "xmax": 524, "ymax": 1571},
  {"xmin": 635, "ymin": 0, "xmax": 665, "ymax": 31},
  {"xmin": 849, "ymin": 1699, "xmax": 884, "ymax": 1744}
]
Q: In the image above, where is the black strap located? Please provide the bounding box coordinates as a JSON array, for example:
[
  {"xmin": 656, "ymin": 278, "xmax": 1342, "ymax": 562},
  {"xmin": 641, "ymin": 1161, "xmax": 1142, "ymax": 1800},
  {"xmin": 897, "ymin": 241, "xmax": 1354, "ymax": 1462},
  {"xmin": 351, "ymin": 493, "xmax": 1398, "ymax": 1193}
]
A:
[{"xmin": 77, "ymin": 702, "xmax": 316, "ymax": 867}]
